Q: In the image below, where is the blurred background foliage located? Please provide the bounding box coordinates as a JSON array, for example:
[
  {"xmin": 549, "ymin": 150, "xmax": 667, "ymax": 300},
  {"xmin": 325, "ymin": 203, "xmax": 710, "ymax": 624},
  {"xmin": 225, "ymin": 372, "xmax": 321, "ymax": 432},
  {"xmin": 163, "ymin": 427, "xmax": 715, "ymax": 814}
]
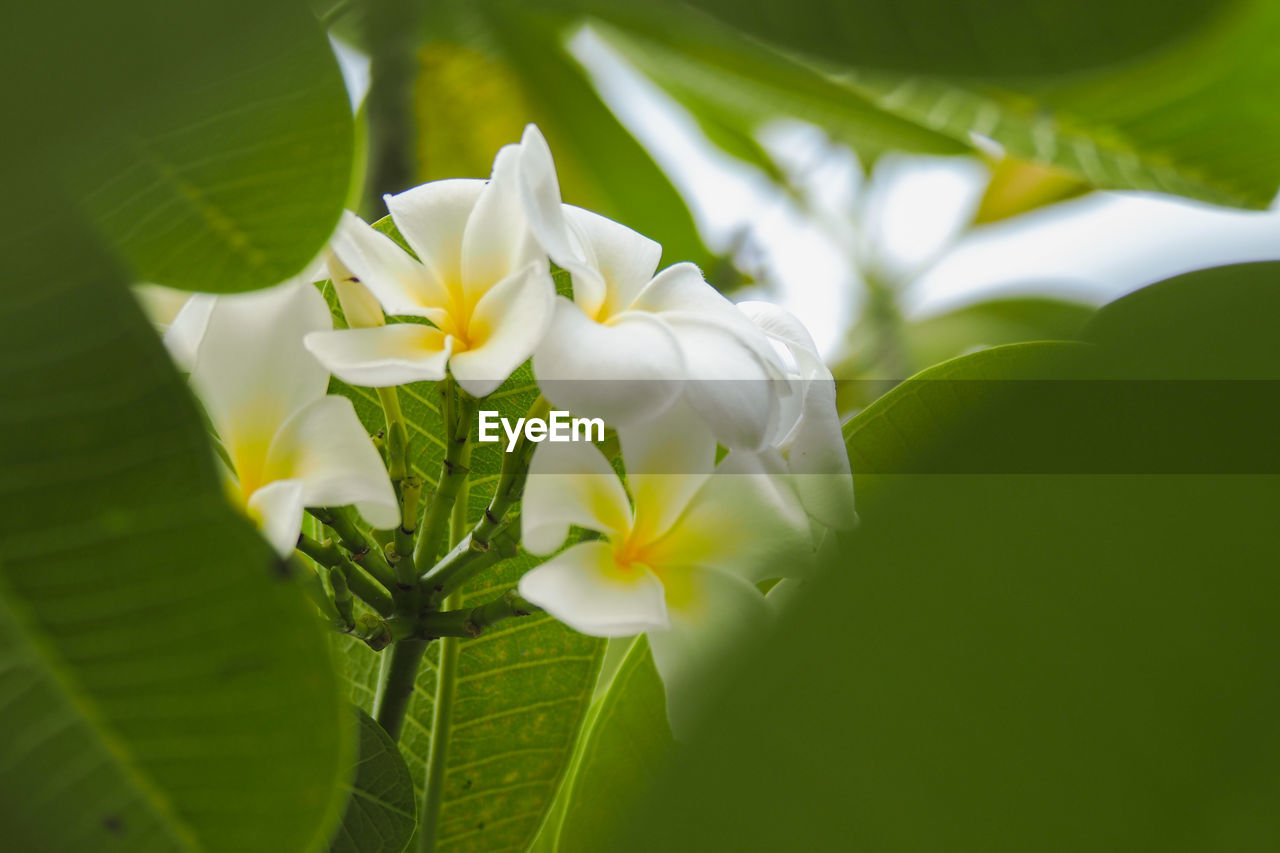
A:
[{"xmin": 3, "ymin": 0, "xmax": 1278, "ymax": 850}]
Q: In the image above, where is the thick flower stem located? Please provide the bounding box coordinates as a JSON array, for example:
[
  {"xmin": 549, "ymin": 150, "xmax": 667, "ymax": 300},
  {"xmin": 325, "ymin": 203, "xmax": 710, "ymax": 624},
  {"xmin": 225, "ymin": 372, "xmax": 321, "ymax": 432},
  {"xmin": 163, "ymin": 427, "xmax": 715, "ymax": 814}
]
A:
[
  {"xmin": 417, "ymin": 589, "xmax": 541, "ymax": 639},
  {"xmin": 298, "ymin": 533, "xmax": 396, "ymax": 618},
  {"xmin": 418, "ymin": 484, "xmax": 470, "ymax": 853},
  {"xmin": 419, "ymin": 396, "xmax": 546, "ymax": 604},
  {"xmin": 309, "ymin": 507, "xmax": 398, "ymax": 592},
  {"xmin": 412, "ymin": 379, "xmax": 478, "ymax": 575},
  {"xmin": 371, "ymin": 638, "xmax": 427, "ymax": 741}
]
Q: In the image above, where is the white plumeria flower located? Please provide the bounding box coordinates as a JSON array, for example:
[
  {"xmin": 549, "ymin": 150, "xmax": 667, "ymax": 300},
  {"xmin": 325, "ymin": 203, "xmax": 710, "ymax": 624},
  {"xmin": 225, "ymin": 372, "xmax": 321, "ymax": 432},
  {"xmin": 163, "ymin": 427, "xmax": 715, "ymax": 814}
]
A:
[
  {"xmin": 133, "ymin": 283, "xmax": 214, "ymax": 370},
  {"xmin": 188, "ymin": 280, "xmax": 398, "ymax": 556},
  {"xmin": 517, "ymin": 128, "xmax": 789, "ymax": 450},
  {"xmin": 517, "ymin": 403, "xmax": 811, "ymax": 736},
  {"xmin": 738, "ymin": 302, "xmax": 856, "ymax": 532},
  {"xmin": 303, "ymin": 130, "xmax": 555, "ymax": 397}
]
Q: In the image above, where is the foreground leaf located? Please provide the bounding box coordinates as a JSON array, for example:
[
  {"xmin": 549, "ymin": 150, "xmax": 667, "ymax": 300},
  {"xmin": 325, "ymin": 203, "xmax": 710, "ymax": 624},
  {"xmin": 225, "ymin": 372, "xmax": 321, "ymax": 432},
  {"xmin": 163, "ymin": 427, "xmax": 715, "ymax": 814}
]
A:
[
  {"xmin": 4, "ymin": 0, "xmax": 353, "ymax": 293},
  {"xmin": 331, "ymin": 710, "xmax": 417, "ymax": 853},
  {"xmin": 0, "ymin": 216, "xmax": 350, "ymax": 851},
  {"xmin": 608, "ymin": 264, "xmax": 1280, "ymax": 851}
]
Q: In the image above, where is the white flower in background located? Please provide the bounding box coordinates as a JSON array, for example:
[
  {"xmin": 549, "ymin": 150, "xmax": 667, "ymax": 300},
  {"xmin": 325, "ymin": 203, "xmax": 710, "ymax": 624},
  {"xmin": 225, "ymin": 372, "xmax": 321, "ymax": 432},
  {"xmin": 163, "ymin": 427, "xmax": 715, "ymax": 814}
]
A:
[
  {"xmin": 738, "ymin": 301, "xmax": 856, "ymax": 533},
  {"xmin": 133, "ymin": 283, "xmax": 214, "ymax": 370},
  {"xmin": 517, "ymin": 404, "xmax": 811, "ymax": 735},
  {"xmin": 304, "ymin": 130, "xmax": 554, "ymax": 397},
  {"xmin": 188, "ymin": 280, "xmax": 398, "ymax": 556},
  {"xmin": 517, "ymin": 127, "xmax": 789, "ymax": 450}
]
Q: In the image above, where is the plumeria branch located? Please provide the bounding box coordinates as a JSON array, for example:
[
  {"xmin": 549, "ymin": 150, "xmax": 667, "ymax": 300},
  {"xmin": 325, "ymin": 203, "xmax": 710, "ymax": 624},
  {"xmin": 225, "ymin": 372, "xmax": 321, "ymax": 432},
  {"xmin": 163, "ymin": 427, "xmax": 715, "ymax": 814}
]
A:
[
  {"xmin": 412, "ymin": 377, "xmax": 478, "ymax": 574},
  {"xmin": 309, "ymin": 506, "xmax": 398, "ymax": 592},
  {"xmin": 297, "ymin": 532, "xmax": 396, "ymax": 618},
  {"xmin": 417, "ymin": 590, "xmax": 541, "ymax": 639},
  {"xmin": 420, "ymin": 397, "xmax": 548, "ymax": 606}
]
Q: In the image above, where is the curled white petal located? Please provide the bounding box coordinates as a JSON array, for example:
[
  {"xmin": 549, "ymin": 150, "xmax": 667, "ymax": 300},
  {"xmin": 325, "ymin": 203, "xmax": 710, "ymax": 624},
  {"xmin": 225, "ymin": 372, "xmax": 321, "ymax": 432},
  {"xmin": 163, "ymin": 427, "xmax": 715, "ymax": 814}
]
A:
[
  {"xmin": 449, "ymin": 260, "xmax": 554, "ymax": 397},
  {"xmin": 330, "ymin": 211, "xmax": 450, "ymax": 323},
  {"xmin": 646, "ymin": 566, "xmax": 773, "ymax": 740},
  {"xmin": 521, "ymin": 441, "xmax": 632, "ymax": 555},
  {"xmin": 617, "ymin": 400, "xmax": 715, "ymax": 544},
  {"xmin": 519, "ymin": 541, "xmax": 670, "ymax": 637},
  {"xmin": 246, "ymin": 479, "xmax": 307, "ymax": 557},
  {"xmin": 304, "ymin": 324, "xmax": 451, "ymax": 388},
  {"xmin": 264, "ymin": 395, "xmax": 398, "ymax": 530},
  {"xmin": 188, "ymin": 281, "xmax": 332, "ymax": 462},
  {"xmin": 532, "ymin": 299, "xmax": 685, "ymax": 427},
  {"xmin": 385, "ymin": 179, "xmax": 485, "ymax": 291}
]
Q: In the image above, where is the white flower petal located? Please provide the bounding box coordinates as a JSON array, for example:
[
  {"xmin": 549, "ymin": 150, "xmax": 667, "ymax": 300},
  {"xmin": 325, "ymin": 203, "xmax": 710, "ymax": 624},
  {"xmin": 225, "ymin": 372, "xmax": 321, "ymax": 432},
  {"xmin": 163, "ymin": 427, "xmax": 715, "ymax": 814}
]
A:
[
  {"xmin": 304, "ymin": 324, "xmax": 451, "ymax": 388},
  {"xmin": 522, "ymin": 441, "xmax": 633, "ymax": 555},
  {"xmin": 246, "ymin": 479, "xmax": 306, "ymax": 557},
  {"xmin": 562, "ymin": 206, "xmax": 662, "ymax": 319},
  {"xmin": 518, "ymin": 541, "xmax": 669, "ymax": 637},
  {"xmin": 617, "ymin": 400, "xmax": 715, "ymax": 545},
  {"xmin": 631, "ymin": 262, "xmax": 763, "ymax": 336},
  {"xmin": 330, "ymin": 211, "xmax": 450, "ymax": 322},
  {"xmin": 189, "ymin": 281, "xmax": 331, "ymax": 463},
  {"xmin": 449, "ymin": 261, "xmax": 553, "ymax": 397},
  {"xmin": 787, "ymin": 375, "xmax": 857, "ymax": 529},
  {"xmin": 650, "ymin": 451, "xmax": 812, "ymax": 583},
  {"xmin": 646, "ymin": 566, "xmax": 773, "ymax": 739},
  {"xmin": 667, "ymin": 316, "xmax": 784, "ymax": 450},
  {"xmin": 162, "ymin": 293, "xmax": 214, "ymax": 371},
  {"xmin": 384, "ymin": 179, "xmax": 485, "ymax": 293},
  {"xmin": 460, "ymin": 142, "xmax": 545, "ymax": 305},
  {"xmin": 264, "ymin": 396, "xmax": 398, "ymax": 530},
  {"xmin": 739, "ymin": 302, "xmax": 855, "ymax": 528},
  {"xmin": 517, "ymin": 124, "xmax": 587, "ymax": 272},
  {"xmin": 331, "ymin": 272, "xmax": 385, "ymax": 329},
  {"xmin": 532, "ymin": 298, "xmax": 685, "ymax": 427}
]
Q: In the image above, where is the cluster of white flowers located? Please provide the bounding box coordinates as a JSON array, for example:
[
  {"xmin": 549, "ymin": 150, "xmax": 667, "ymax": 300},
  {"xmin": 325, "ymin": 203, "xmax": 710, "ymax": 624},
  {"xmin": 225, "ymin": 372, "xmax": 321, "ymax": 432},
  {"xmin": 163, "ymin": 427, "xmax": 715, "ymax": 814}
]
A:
[{"xmin": 147, "ymin": 125, "xmax": 853, "ymax": 733}]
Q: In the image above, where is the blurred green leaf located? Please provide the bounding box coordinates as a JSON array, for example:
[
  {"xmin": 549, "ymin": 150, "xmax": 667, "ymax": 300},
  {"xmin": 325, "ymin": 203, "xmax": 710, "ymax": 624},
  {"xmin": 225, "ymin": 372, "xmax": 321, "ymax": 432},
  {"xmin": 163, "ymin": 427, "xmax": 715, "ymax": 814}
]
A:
[
  {"xmin": 1080, "ymin": 261, "xmax": 1280, "ymax": 378},
  {"xmin": 413, "ymin": 0, "xmax": 713, "ymax": 271},
  {"xmin": 841, "ymin": 341, "xmax": 1091, "ymax": 474},
  {"xmin": 681, "ymin": 0, "xmax": 1224, "ymax": 77},
  {"xmin": 834, "ymin": 296, "xmax": 1096, "ymax": 411},
  {"xmin": 609, "ymin": 264, "xmax": 1280, "ymax": 852},
  {"xmin": 319, "ymin": 228, "xmax": 606, "ymax": 853},
  {"xmin": 0, "ymin": 215, "xmax": 350, "ymax": 852},
  {"xmin": 596, "ymin": 22, "xmax": 968, "ymax": 164},
  {"xmin": 4, "ymin": 1, "xmax": 353, "ymax": 294},
  {"xmin": 837, "ymin": 0, "xmax": 1280, "ymax": 208},
  {"xmin": 531, "ymin": 637, "xmax": 673, "ymax": 853},
  {"xmin": 330, "ymin": 709, "xmax": 417, "ymax": 853},
  {"xmin": 588, "ymin": 0, "xmax": 1280, "ymax": 208}
]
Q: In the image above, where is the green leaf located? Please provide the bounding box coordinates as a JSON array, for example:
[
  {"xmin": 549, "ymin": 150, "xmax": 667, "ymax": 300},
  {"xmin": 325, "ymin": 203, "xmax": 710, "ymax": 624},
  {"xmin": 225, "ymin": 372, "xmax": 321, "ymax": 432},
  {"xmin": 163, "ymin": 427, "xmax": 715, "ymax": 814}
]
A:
[
  {"xmin": 0, "ymin": 215, "xmax": 350, "ymax": 851},
  {"xmin": 413, "ymin": 0, "xmax": 714, "ymax": 272},
  {"xmin": 330, "ymin": 709, "xmax": 417, "ymax": 853},
  {"xmin": 1079, "ymin": 261, "xmax": 1280, "ymax": 378},
  {"xmin": 593, "ymin": 20, "xmax": 969, "ymax": 162},
  {"xmin": 836, "ymin": 0, "xmax": 1280, "ymax": 208},
  {"xmin": 591, "ymin": 0, "xmax": 1280, "ymax": 208},
  {"xmin": 842, "ymin": 340, "xmax": 1091, "ymax": 475},
  {"xmin": 531, "ymin": 637, "xmax": 673, "ymax": 853},
  {"xmin": 5, "ymin": 1, "xmax": 353, "ymax": 293},
  {"xmin": 606, "ymin": 266, "xmax": 1280, "ymax": 852},
  {"xmin": 681, "ymin": 0, "xmax": 1224, "ymax": 77},
  {"xmin": 319, "ymin": 224, "xmax": 606, "ymax": 853}
]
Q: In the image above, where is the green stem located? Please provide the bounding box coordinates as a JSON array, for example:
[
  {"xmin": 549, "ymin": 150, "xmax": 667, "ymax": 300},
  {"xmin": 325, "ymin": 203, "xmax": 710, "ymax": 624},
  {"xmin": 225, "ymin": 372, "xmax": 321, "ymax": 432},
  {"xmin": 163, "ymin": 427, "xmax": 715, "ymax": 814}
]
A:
[
  {"xmin": 418, "ymin": 476, "xmax": 471, "ymax": 853},
  {"xmin": 309, "ymin": 507, "xmax": 398, "ymax": 592},
  {"xmin": 372, "ymin": 638, "xmax": 427, "ymax": 741},
  {"xmin": 412, "ymin": 379, "xmax": 477, "ymax": 574},
  {"xmin": 298, "ymin": 533, "xmax": 396, "ymax": 618},
  {"xmin": 418, "ymin": 589, "xmax": 540, "ymax": 638}
]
